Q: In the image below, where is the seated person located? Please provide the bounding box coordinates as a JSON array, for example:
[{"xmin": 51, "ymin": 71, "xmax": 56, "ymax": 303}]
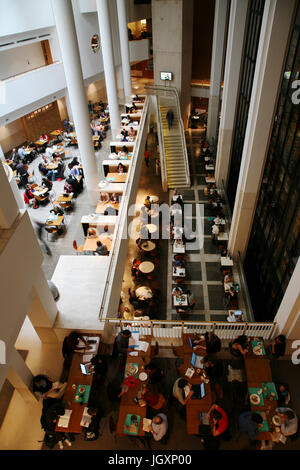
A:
[
  {"xmin": 121, "ymin": 135, "xmax": 128, "ymax": 142},
  {"xmin": 68, "ymin": 157, "xmax": 80, "ymax": 170},
  {"xmin": 41, "ymin": 177, "xmax": 53, "ymax": 191},
  {"xmin": 24, "ymin": 184, "xmax": 38, "ymax": 207},
  {"xmin": 202, "ymin": 356, "xmax": 223, "ymax": 388},
  {"xmin": 275, "ymin": 407, "xmax": 298, "ymax": 436},
  {"xmin": 144, "ymin": 360, "xmax": 164, "ymax": 385},
  {"xmin": 144, "ymin": 196, "xmax": 151, "ymax": 210},
  {"xmin": 90, "ymin": 354, "xmax": 108, "ymax": 383},
  {"xmin": 238, "ymin": 411, "xmax": 264, "ymax": 440},
  {"xmin": 266, "ymin": 334, "xmax": 286, "ymax": 359},
  {"xmin": 112, "ymin": 329, "xmax": 132, "ymax": 357},
  {"xmin": 121, "ymin": 129, "xmax": 128, "ymax": 138},
  {"xmin": 50, "ymin": 206, "xmax": 64, "ymax": 217},
  {"xmin": 40, "ymin": 401, "xmax": 70, "ymax": 448},
  {"xmin": 193, "ymin": 332, "xmax": 221, "ymax": 354},
  {"xmin": 64, "ymin": 175, "xmax": 79, "ymax": 194},
  {"xmin": 39, "ymin": 134, "xmax": 50, "ymax": 143},
  {"xmin": 33, "ymin": 374, "xmax": 67, "ymax": 399},
  {"xmin": 62, "ymin": 331, "xmax": 89, "ymax": 365},
  {"xmin": 128, "ymin": 126, "xmax": 136, "ymax": 137},
  {"xmin": 148, "ymin": 413, "xmax": 168, "ymax": 442},
  {"xmin": 172, "ymin": 286, "xmax": 183, "ymax": 296},
  {"xmin": 141, "ymin": 384, "xmax": 166, "ymax": 410},
  {"xmin": 83, "ymin": 406, "xmax": 103, "ymax": 441},
  {"xmin": 118, "ymin": 146, "xmax": 129, "ymax": 159},
  {"xmin": 207, "ymin": 404, "xmax": 229, "ymax": 437},
  {"xmin": 87, "ymin": 227, "xmax": 97, "ymax": 238},
  {"xmin": 99, "ymin": 191, "xmax": 110, "ymax": 203},
  {"xmin": 175, "ymin": 259, "xmax": 186, "ymax": 268},
  {"xmin": 70, "ymin": 164, "xmax": 81, "ymax": 178},
  {"xmin": 229, "ymin": 334, "xmax": 250, "ymax": 358},
  {"xmin": 275, "ymin": 383, "xmax": 290, "ymax": 407},
  {"xmin": 131, "ymin": 259, "xmax": 141, "ymax": 278},
  {"xmin": 110, "ymin": 192, "xmax": 120, "ymax": 204},
  {"xmin": 95, "ymin": 240, "xmax": 109, "ymax": 256},
  {"xmin": 117, "ymin": 163, "xmax": 126, "ymax": 174},
  {"xmin": 173, "ymin": 378, "xmax": 194, "ymax": 405}
]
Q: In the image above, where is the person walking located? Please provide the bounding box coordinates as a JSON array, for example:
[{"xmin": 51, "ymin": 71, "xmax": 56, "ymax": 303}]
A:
[
  {"xmin": 144, "ymin": 148, "xmax": 150, "ymax": 167},
  {"xmin": 166, "ymin": 109, "xmax": 174, "ymax": 130},
  {"xmin": 33, "ymin": 219, "xmax": 52, "ymax": 256}
]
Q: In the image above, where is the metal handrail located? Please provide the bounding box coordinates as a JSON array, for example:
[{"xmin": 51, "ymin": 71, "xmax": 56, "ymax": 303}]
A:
[
  {"xmin": 154, "ymin": 95, "xmax": 168, "ymax": 191},
  {"xmin": 237, "ymin": 251, "xmax": 255, "ymax": 322},
  {"xmin": 98, "ymin": 97, "xmax": 150, "ymax": 320},
  {"xmin": 145, "ymin": 84, "xmax": 190, "ymax": 187}
]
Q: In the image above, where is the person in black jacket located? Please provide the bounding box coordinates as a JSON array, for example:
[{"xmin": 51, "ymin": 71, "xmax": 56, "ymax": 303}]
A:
[
  {"xmin": 16, "ymin": 159, "xmax": 29, "ymax": 188},
  {"xmin": 83, "ymin": 407, "xmax": 103, "ymax": 441},
  {"xmin": 62, "ymin": 331, "xmax": 89, "ymax": 367},
  {"xmin": 91, "ymin": 354, "xmax": 108, "ymax": 384}
]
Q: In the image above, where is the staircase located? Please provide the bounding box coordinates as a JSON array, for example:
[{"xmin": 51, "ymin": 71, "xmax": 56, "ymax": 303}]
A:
[{"xmin": 159, "ymin": 97, "xmax": 190, "ymax": 188}]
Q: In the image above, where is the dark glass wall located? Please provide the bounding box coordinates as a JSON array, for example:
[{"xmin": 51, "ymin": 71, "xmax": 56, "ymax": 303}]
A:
[
  {"xmin": 244, "ymin": 3, "xmax": 300, "ymax": 322},
  {"xmin": 227, "ymin": 0, "xmax": 265, "ymax": 210}
]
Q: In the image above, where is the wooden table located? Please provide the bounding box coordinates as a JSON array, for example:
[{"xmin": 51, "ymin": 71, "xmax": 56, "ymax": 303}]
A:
[
  {"xmin": 95, "ymin": 202, "xmax": 120, "ymax": 214},
  {"xmin": 35, "ymin": 139, "xmax": 48, "ymax": 146},
  {"xmin": 139, "ymin": 261, "xmax": 155, "ymax": 274},
  {"xmin": 173, "ymin": 294, "xmax": 188, "ymax": 307},
  {"xmin": 140, "ymin": 241, "xmax": 156, "ymax": 252},
  {"xmin": 83, "ymin": 236, "xmax": 112, "ymax": 252},
  {"xmin": 106, "ymin": 173, "xmax": 127, "ymax": 183},
  {"xmin": 56, "ymin": 335, "xmax": 100, "ymax": 433},
  {"xmin": 116, "ymin": 339, "xmax": 152, "ymax": 437},
  {"xmin": 32, "ymin": 187, "xmax": 49, "ymax": 199},
  {"xmin": 244, "ymin": 356, "xmax": 273, "ymax": 383},
  {"xmin": 248, "ymin": 380, "xmax": 278, "ymax": 441},
  {"xmin": 50, "ymin": 130, "xmax": 62, "ymax": 136},
  {"xmin": 53, "ymin": 194, "xmax": 73, "ymax": 205},
  {"xmin": 135, "ymin": 286, "xmax": 153, "ymax": 300},
  {"xmin": 173, "ymin": 241, "xmax": 185, "ymax": 253},
  {"xmin": 173, "ymin": 266, "xmax": 186, "ymax": 278},
  {"xmin": 46, "ymin": 161, "xmax": 58, "ymax": 170},
  {"xmin": 45, "ymin": 215, "xmax": 64, "ymax": 227}
]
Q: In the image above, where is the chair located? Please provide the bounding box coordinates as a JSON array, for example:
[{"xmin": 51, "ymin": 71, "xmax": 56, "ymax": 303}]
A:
[
  {"xmin": 45, "ymin": 226, "xmax": 58, "ymax": 241},
  {"xmin": 73, "ymin": 240, "xmax": 84, "ymax": 255}
]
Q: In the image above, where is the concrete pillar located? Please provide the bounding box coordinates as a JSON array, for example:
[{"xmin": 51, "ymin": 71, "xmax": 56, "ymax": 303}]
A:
[
  {"xmin": 96, "ymin": 0, "xmax": 121, "ymax": 137},
  {"xmin": 206, "ymin": 0, "xmax": 228, "ymax": 142},
  {"xmin": 64, "ymin": 90, "xmax": 74, "ymax": 121},
  {"xmin": 6, "ymin": 348, "xmax": 37, "ymax": 403},
  {"xmin": 51, "ymin": 0, "xmax": 98, "ymax": 204},
  {"xmin": 228, "ymin": 0, "xmax": 296, "ymax": 260},
  {"xmin": 0, "ymin": 144, "xmax": 5, "ymax": 161},
  {"xmin": 152, "ymin": 0, "xmax": 193, "ymax": 120},
  {"xmin": 274, "ymin": 259, "xmax": 300, "ymax": 339},
  {"xmin": 27, "ymin": 274, "xmax": 59, "ymax": 344},
  {"xmin": 0, "ymin": 161, "xmax": 19, "ymax": 228},
  {"xmin": 116, "ymin": 65, "xmax": 125, "ymax": 104},
  {"xmin": 116, "ymin": 0, "xmax": 132, "ymax": 101},
  {"xmin": 215, "ymin": 0, "xmax": 249, "ymax": 187}
]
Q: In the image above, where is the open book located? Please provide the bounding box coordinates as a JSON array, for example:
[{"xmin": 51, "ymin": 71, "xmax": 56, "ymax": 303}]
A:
[
  {"xmin": 57, "ymin": 409, "xmax": 72, "ymax": 428},
  {"xmin": 143, "ymin": 418, "xmax": 152, "ymax": 432},
  {"xmin": 80, "ymin": 407, "xmax": 92, "ymax": 428}
]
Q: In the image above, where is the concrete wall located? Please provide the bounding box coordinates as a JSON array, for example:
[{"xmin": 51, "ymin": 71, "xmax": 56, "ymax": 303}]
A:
[
  {"xmin": 0, "ymin": 0, "xmax": 55, "ymax": 37},
  {"xmin": 0, "ymin": 42, "xmax": 45, "ymax": 81},
  {"xmin": 0, "ymin": 119, "xmax": 26, "ymax": 154}
]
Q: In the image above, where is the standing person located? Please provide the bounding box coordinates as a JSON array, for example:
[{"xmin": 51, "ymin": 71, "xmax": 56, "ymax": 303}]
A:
[
  {"xmin": 33, "ymin": 219, "xmax": 52, "ymax": 256},
  {"xmin": 16, "ymin": 159, "xmax": 29, "ymax": 188},
  {"xmin": 155, "ymin": 158, "xmax": 160, "ymax": 176},
  {"xmin": 144, "ymin": 148, "xmax": 150, "ymax": 167},
  {"xmin": 166, "ymin": 109, "xmax": 174, "ymax": 130},
  {"xmin": 148, "ymin": 413, "xmax": 168, "ymax": 442}
]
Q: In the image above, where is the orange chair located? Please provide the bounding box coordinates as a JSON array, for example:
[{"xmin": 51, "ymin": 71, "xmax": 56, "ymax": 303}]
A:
[{"xmin": 73, "ymin": 240, "xmax": 84, "ymax": 255}]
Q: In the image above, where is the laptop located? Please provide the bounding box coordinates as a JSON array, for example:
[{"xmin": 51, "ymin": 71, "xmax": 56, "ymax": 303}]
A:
[
  {"xmin": 188, "ymin": 337, "xmax": 194, "ymax": 349},
  {"xmin": 198, "ymin": 412, "xmax": 210, "ymax": 435},
  {"xmin": 191, "ymin": 352, "xmax": 204, "ymax": 369},
  {"xmin": 191, "ymin": 382, "xmax": 206, "ymax": 399},
  {"xmin": 80, "ymin": 363, "xmax": 92, "ymax": 375}
]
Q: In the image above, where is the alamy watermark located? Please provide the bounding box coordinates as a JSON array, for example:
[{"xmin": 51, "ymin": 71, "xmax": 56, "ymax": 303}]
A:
[
  {"xmin": 291, "ymin": 80, "xmax": 300, "ymax": 104},
  {"xmin": 291, "ymin": 340, "xmax": 300, "ymax": 365}
]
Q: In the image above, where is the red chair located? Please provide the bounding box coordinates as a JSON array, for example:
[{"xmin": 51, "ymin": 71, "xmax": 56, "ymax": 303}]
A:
[{"xmin": 73, "ymin": 240, "xmax": 84, "ymax": 255}]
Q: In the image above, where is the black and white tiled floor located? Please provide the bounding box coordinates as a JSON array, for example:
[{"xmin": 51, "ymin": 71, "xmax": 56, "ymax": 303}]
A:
[{"xmin": 167, "ymin": 129, "xmax": 244, "ymax": 322}]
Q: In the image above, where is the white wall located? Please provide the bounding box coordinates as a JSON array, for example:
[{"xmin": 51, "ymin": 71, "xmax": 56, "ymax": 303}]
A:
[
  {"xmin": 0, "ymin": 119, "xmax": 26, "ymax": 154},
  {"xmin": 0, "ymin": 42, "xmax": 45, "ymax": 81},
  {"xmin": 129, "ymin": 38, "xmax": 149, "ymax": 63},
  {"xmin": 0, "ymin": 0, "xmax": 55, "ymax": 37}
]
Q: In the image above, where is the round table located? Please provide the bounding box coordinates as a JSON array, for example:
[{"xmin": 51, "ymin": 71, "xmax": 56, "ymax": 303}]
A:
[
  {"xmin": 148, "ymin": 209, "xmax": 159, "ymax": 218},
  {"xmin": 140, "ymin": 241, "xmax": 156, "ymax": 252},
  {"xmin": 135, "ymin": 286, "xmax": 153, "ymax": 300},
  {"xmin": 146, "ymin": 224, "xmax": 158, "ymax": 234},
  {"xmin": 149, "ymin": 195, "xmax": 159, "ymax": 203},
  {"xmin": 139, "ymin": 261, "xmax": 155, "ymax": 274}
]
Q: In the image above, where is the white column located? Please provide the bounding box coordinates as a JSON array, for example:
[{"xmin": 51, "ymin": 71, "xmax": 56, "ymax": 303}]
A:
[
  {"xmin": 7, "ymin": 348, "xmax": 37, "ymax": 403},
  {"xmin": 64, "ymin": 90, "xmax": 74, "ymax": 121},
  {"xmin": 0, "ymin": 161, "xmax": 19, "ymax": 228},
  {"xmin": 51, "ymin": 0, "xmax": 98, "ymax": 204},
  {"xmin": 228, "ymin": 0, "xmax": 296, "ymax": 260},
  {"xmin": 116, "ymin": 0, "xmax": 132, "ymax": 101},
  {"xmin": 96, "ymin": 0, "xmax": 120, "ymax": 137},
  {"xmin": 274, "ymin": 259, "xmax": 300, "ymax": 339},
  {"xmin": 215, "ymin": 0, "xmax": 249, "ymax": 187},
  {"xmin": 116, "ymin": 65, "xmax": 125, "ymax": 104},
  {"xmin": 0, "ymin": 144, "xmax": 5, "ymax": 162},
  {"xmin": 206, "ymin": 0, "xmax": 228, "ymax": 142}
]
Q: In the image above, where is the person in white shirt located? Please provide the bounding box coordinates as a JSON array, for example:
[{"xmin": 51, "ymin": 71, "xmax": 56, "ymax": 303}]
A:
[
  {"xmin": 211, "ymin": 224, "xmax": 219, "ymax": 244},
  {"xmin": 149, "ymin": 414, "xmax": 168, "ymax": 441},
  {"xmin": 275, "ymin": 408, "xmax": 298, "ymax": 436}
]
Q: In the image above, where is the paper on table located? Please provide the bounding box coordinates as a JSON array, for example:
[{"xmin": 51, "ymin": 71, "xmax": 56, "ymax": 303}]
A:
[
  {"xmin": 185, "ymin": 367, "xmax": 195, "ymax": 378},
  {"xmin": 129, "ymin": 351, "xmax": 138, "ymax": 356},
  {"xmin": 83, "ymin": 354, "xmax": 93, "ymax": 363},
  {"xmin": 143, "ymin": 418, "xmax": 152, "ymax": 432},
  {"xmin": 80, "ymin": 407, "xmax": 92, "ymax": 428},
  {"xmin": 137, "ymin": 341, "xmax": 149, "ymax": 352},
  {"xmin": 129, "ymin": 332, "xmax": 140, "ymax": 348},
  {"xmin": 57, "ymin": 409, "xmax": 72, "ymax": 428}
]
